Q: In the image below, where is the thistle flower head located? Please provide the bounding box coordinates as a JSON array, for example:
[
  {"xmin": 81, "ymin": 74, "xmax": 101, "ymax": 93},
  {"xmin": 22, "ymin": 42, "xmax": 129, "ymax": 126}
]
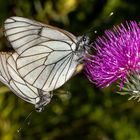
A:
[{"xmin": 84, "ymin": 21, "xmax": 140, "ymax": 88}]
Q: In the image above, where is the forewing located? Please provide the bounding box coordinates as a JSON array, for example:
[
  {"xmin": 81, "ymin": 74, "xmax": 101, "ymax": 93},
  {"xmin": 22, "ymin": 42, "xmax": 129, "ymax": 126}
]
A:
[{"xmin": 4, "ymin": 16, "xmax": 77, "ymax": 54}]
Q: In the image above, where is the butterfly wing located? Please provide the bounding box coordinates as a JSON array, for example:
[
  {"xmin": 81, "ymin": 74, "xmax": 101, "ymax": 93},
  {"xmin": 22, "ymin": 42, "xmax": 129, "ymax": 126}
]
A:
[
  {"xmin": 0, "ymin": 52, "xmax": 12, "ymax": 86},
  {"xmin": 0, "ymin": 52, "xmax": 51, "ymax": 105},
  {"xmin": 4, "ymin": 16, "xmax": 77, "ymax": 54},
  {"xmin": 4, "ymin": 17, "xmax": 80, "ymax": 91}
]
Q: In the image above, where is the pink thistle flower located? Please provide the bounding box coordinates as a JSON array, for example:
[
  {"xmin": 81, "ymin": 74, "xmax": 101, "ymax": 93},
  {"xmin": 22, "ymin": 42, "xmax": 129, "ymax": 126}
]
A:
[{"xmin": 84, "ymin": 21, "xmax": 140, "ymax": 88}]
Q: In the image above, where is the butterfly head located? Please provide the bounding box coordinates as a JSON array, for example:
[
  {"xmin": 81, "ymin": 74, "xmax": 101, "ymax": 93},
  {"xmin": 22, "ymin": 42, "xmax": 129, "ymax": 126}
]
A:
[
  {"xmin": 35, "ymin": 105, "xmax": 44, "ymax": 112},
  {"xmin": 75, "ymin": 35, "xmax": 90, "ymax": 59},
  {"xmin": 35, "ymin": 92, "xmax": 52, "ymax": 112},
  {"xmin": 77, "ymin": 35, "xmax": 90, "ymax": 51}
]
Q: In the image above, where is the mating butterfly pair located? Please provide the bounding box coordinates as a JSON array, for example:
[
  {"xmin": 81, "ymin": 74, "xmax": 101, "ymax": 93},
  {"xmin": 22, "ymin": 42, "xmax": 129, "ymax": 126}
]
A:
[{"xmin": 0, "ymin": 16, "xmax": 89, "ymax": 112}]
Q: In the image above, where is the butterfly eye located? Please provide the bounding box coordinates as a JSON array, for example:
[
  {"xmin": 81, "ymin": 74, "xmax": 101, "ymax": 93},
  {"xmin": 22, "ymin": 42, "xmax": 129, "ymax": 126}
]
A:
[{"xmin": 82, "ymin": 36, "xmax": 87, "ymax": 42}]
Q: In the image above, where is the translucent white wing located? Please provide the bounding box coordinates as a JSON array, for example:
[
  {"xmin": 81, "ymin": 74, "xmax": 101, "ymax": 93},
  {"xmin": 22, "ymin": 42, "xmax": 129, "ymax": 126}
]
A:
[
  {"xmin": 0, "ymin": 52, "xmax": 52, "ymax": 107},
  {"xmin": 4, "ymin": 17, "xmax": 80, "ymax": 91},
  {"xmin": 0, "ymin": 52, "xmax": 12, "ymax": 86},
  {"xmin": 4, "ymin": 16, "xmax": 77, "ymax": 54}
]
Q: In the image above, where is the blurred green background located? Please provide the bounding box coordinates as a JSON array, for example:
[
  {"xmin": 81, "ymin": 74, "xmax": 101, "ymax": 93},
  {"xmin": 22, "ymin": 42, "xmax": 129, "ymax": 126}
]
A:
[{"xmin": 0, "ymin": 0, "xmax": 140, "ymax": 140}]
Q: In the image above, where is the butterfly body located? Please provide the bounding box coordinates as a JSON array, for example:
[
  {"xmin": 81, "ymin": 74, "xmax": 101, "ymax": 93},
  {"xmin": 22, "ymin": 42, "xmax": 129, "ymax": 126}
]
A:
[{"xmin": 1, "ymin": 16, "xmax": 89, "ymax": 111}]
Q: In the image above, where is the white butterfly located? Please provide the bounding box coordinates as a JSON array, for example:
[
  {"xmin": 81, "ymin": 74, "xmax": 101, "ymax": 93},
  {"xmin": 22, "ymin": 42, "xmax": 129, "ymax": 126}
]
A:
[
  {"xmin": 1, "ymin": 16, "xmax": 89, "ymax": 112},
  {"xmin": 0, "ymin": 52, "xmax": 52, "ymax": 112}
]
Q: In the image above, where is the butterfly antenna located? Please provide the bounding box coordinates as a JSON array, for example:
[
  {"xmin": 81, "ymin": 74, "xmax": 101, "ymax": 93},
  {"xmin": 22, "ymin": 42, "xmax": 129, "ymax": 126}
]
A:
[{"xmin": 17, "ymin": 109, "xmax": 34, "ymax": 133}]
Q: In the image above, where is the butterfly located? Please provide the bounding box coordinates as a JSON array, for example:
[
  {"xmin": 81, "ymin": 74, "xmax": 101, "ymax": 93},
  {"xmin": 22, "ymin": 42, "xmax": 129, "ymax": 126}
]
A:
[{"xmin": 0, "ymin": 16, "xmax": 89, "ymax": 112}]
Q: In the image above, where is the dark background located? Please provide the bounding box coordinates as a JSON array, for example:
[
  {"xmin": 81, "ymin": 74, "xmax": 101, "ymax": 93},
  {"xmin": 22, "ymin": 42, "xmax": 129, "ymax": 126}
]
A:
[{"xmin": 0, "ymin": 0, "xmax": 140, "ymax": 140}]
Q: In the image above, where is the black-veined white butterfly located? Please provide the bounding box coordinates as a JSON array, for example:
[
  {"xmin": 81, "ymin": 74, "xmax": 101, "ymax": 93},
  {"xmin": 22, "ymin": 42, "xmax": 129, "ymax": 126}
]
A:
[
  {"xmin": 0, "ymin": 16, "xmax": 89, "ymax": 112},
  {"xmin": 0, "ymin": 52, "xmax": 52, "ymax": 112}
]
